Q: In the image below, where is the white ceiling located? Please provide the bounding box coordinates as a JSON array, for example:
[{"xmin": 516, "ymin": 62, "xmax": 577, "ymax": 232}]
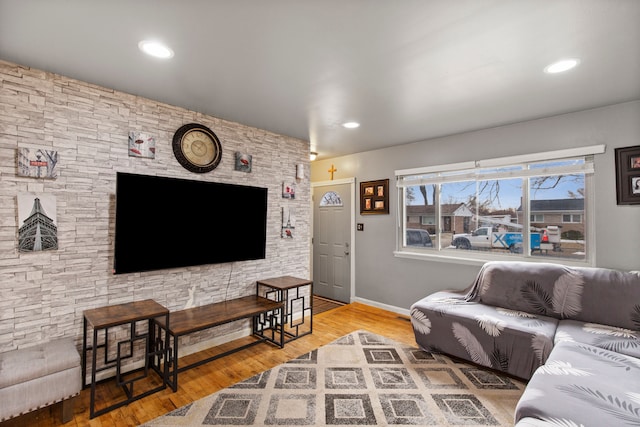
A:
[{"xmin": 1, "ymin": 0, "xmax": 639, "ymax": 160}]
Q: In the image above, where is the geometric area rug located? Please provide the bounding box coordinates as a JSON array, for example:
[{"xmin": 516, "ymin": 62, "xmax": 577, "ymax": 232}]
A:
[{"xmin": 142, "ymin": 330, "xmax": 526, "ymax": 426}]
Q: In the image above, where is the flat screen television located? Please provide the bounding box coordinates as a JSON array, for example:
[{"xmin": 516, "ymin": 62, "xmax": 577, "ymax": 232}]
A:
[{"xmin": 114, "ymin": 172, "xmax": 268, "ymax": 274}]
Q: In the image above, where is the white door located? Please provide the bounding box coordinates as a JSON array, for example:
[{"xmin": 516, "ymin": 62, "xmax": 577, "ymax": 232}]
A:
[{"xmin": 312, "ymin": 182, "xmax": 352, "ymax": 303}]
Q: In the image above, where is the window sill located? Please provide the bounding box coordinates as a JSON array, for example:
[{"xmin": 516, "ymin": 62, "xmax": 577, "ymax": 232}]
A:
[{"xmin": 393, "ymin": 249, "xmax": 594, "ymax": 268}]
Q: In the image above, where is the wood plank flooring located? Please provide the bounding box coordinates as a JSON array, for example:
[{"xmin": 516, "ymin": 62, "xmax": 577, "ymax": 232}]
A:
[
  {"xmin": 1, "ymin": 302, "xmax": 414, "ymax": 427},
  {"xmin": 312, "ymin": 295, "xmax": 345, "ymax": 314}
]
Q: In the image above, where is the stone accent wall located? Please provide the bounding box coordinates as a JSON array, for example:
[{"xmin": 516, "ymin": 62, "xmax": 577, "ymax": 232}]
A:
[{"xmin": 0, "ymin": 60, "xmax": 310, "ymax": 354}]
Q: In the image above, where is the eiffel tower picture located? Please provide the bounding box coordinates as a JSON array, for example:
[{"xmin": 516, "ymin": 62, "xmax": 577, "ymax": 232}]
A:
[
  {"xmin": 281, "ymin": 206, "xmax": 295, "ymax": 238},
  {"xmin": 18, "ymin": 194, "xmax": 58, "ymax": 252}
]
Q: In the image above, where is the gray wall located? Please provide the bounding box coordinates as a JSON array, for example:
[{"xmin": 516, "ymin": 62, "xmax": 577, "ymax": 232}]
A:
[
  {"xmin": 0, "ymin": 60, "xmax": 310, "ymax": 352},
  {"xmin": 311, "ymin": 101, "xmax": 640, "ymax": 311}
]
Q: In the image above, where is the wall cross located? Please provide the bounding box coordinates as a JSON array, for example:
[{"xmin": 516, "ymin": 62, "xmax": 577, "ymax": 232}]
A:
[{"xmin": 328, "ymin": 164, "xmax": 337, "ymax": 180}]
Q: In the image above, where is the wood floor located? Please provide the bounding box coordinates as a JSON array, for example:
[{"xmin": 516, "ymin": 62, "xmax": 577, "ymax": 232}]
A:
[
  {"xmin": 312, "ymin": 295, "xmax": 345, "ymax": 314},
  {"xmin": 2, "ymin": 302, "xmax": 414, "ymax": 427}
]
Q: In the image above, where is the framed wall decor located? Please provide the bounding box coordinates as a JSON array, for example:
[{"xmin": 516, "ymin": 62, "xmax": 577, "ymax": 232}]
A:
[
  {"xmin": 360, "ymin": 179, "xmax": 389, "ymax": 215},
  {"xmin": 17, "ymin": 148, "xmax": 59, "ymax": 179},
  {"xmin": 128, "ymin": 131, "xmax": 156, "ymax": 159},
  {"xmin": 281, "ymin": 206, "xmax": 295, "ymax": 238},
  {"xmin": 282, "ymin": 182, "xmax": 296, "ymax": 199},
  {"xmin": 234, "ymin": 152, "xmax": 252, "ymax": 172},
  {"xmin": 615, "ymin": 145, "xmax": 640, "ymax": 205},
  {"xmin": 17, "ymin": 193, "xmax": 58, "ymax": 252}
]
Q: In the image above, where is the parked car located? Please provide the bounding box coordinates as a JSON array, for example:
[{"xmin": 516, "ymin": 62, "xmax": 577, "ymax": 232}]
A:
[{"xmin": 406, "ymin": 229, "xmax": 433, "ymax": 247}]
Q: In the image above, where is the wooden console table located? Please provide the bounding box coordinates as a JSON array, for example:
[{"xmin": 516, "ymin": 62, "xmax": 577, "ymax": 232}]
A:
[
  {"xmin": 256, "ymin": 276, "xmax": 313, "ymax": 343},
  {"xmin": 82, "ymin": 299, "xmax": 169, "ymax": 419},
  {"xmin": 154, "ymin": 295, "xmax": 284, "ymax": 391}
]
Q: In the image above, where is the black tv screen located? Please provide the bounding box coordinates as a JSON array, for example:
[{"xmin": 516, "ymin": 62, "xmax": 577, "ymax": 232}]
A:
[{"xmin": 114, "ymin": 172, "xmax": 268, "ymax": 274}]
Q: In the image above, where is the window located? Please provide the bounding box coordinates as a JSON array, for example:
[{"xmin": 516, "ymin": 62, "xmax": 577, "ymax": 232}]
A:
[
  {"xmin": 395, "ymin": 145, "xmax": 604, "ymax": 265},
  {"xmin": 420, "ymin": 215, "xmax": 436, "ymax": 225},
  {"xmin": 319, "ymin": 191, "xmax": 343, "ymax": 206},
  {"xmin": 475, "ymin": 227, "xmax": 489, "ymax": 236},
  {"xmin": 562, "ymin": 214, "xmax": 581, "ymax": 223}
]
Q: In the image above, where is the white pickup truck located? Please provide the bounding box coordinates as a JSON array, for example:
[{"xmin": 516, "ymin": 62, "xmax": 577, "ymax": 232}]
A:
[{"xmin": 452, "ymin": 226, "xmax": 542, "ymax": 253}]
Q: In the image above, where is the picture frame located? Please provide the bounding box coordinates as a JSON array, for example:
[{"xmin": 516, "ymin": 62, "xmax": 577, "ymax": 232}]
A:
[
  {"xmin": 234, "ymin": 152, "xmax": 252, "ymax": 172},
  {"xmin": 615, "ymin": 145, "xmax": 640, "ymax": 205},
  {"xmin": 282, "ymin": 182, "xmax": 296, "ymax": 199},
  {"xmin": 281, "ymin": 206, "xmax": 295, "ymax": 238},
  {"xmin": 360, "ymin": 179, "xmax": 389, "ymax": 214},
  {"xmin": 128, "ymin": 131, "xmax": 156, "ymax": 159},
  {"xmin": 17, "ymin": 192, "xmax": 58, "ymax": 252},
  {"xmin": 17, "ymin": 148, "xmax": 59, "ymax": 179}
]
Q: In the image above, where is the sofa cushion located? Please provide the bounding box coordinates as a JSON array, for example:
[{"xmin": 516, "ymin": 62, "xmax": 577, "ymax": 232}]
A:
[
  {"xmin": 571, "ymin": 268, "xmax": 640, "ymax": 330},
  {"xmin": 515, "ymin": 340, "xmax": 640, "ymax": 426},
  {"xmin": 411, "ymin": 290, "xmax": 558, "ymax": 379},
  {"xmin": 555, "ymin": 319, "xmax": 640, "ymax": 359},
  {"xmin": 467, "ymin": 261, "xmax": 581, "ymax": 319},
  {"xmin": 0, "ymin": 337, "xmax": 80, "ymax": 389},
  {"xmin": 467, "ymin": 261, "xmax": 640, "ymax": 330}
]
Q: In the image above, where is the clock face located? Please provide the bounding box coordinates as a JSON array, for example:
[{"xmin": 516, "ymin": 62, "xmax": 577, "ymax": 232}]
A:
[
  {"xmin": 181, "ymin": 130, "xmax": 217, "ymax": 166},
  {"xmin": 172, "ymin": 123, "xmax": 222, "ymax": 173}
]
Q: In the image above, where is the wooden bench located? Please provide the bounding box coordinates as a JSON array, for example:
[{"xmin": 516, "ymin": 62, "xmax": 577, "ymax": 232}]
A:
[{"xmin": 154, "ymin": 295, "xmax": 284, "ymax": 391}]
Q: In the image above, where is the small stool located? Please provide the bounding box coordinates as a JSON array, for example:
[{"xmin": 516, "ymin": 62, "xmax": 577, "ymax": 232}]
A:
[{"xmin": 0, "ymin": 337, "xmax": 81, "ymax": 423}]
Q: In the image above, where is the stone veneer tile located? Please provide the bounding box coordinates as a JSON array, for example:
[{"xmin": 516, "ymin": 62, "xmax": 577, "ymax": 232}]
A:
[{"xmin": 0, "ymin": 60, "xmax": 310, "ymax": 360}]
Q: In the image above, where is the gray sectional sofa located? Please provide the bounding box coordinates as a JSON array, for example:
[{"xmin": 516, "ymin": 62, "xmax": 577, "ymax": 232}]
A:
[{"xmin": 410, "ymin": 261, "xmax": 640, "ymax": 426}]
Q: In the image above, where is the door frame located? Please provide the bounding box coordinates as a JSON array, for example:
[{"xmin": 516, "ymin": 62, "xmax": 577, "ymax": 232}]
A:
[{"xmin": 310, "ymin": 177, "xmax": 356, "ymax": 302}]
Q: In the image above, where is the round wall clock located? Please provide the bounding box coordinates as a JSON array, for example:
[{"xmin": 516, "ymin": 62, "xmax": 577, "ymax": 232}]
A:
[{"xmin": 172, "ymin": 123, "xmax": 222, "ymax": 173}]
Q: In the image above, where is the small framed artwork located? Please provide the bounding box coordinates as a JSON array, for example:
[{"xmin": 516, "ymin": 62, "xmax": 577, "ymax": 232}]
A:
[
  {"xmin": 128, "ymin": 131, "xmax": 156, "ymax": 159},
  {"xmin": 17, "ymin": 148, "xmax": 59, "ymax": 179},
  {"xmin": 234, "ymin": 152, "xmax": 252, "ymax": 172},
  {"xmin": 282, "ymin": 182, "xmax": 296, "ymax": 199},
  {"xmin": 615, "ymin": 145, "xmax": 640, "ymax": 205},
  {"xmin": 17, "ymin": 193, "xmax": 58, "ymax": 252},
  {"xmin": 281, "ymin": 206, "xmax": 295, "ymax": 238},
  {"xmin": 360, "ymin": 179, "xmax": 389, "ymax": 215}
]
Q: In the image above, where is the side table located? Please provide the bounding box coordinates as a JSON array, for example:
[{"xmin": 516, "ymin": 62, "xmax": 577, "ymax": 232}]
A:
[
  {"xmin": 256, "ymin": 276, "xmax": 313, "ymax": 342},
  {"xmin": 82, "ymin": 299, "xmax": 169, "ymax": 419}
]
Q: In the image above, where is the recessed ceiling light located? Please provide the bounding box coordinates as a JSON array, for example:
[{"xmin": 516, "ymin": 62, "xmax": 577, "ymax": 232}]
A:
[
  {"xmin": 544, "ymin": 58, "xmax": 579, "ymax": 74},
  {"xmin": 342, "ymin": 122, "xmax": 360, "ymax": 129},
  {"xmin": 138, "ymin": 40, "xmax": 174, "ymax": 59}
]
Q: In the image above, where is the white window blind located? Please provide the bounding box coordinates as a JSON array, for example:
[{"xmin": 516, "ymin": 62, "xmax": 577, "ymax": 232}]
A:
[{"xmin": 396, "ymin": 145, "xmax": 604, "ymax": 187}]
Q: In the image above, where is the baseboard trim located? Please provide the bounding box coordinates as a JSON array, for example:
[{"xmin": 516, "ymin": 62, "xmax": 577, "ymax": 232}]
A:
[{"xmin": 352, "ymin": 297, "xmax": 410, "ymax": 317}]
